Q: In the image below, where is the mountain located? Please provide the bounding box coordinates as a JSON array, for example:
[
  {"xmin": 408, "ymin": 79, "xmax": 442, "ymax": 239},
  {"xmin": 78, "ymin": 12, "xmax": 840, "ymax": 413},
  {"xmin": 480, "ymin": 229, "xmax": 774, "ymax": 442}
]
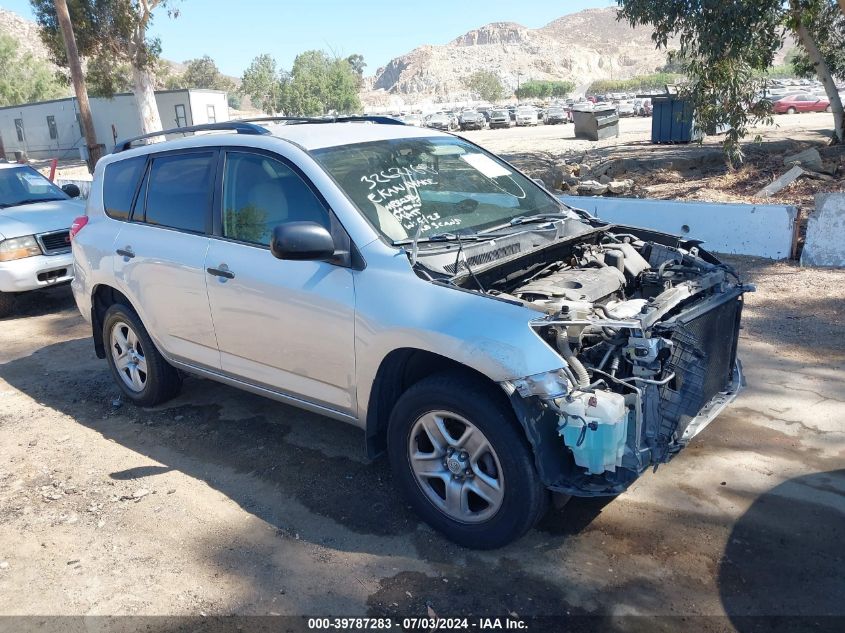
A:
[
  {"xmin": 368, "ymin": 8, "xmax": 675, "ymax": 99},
  {"xmin": 0, "ymin": 8, "xmax": 55, "ymax": 63}
]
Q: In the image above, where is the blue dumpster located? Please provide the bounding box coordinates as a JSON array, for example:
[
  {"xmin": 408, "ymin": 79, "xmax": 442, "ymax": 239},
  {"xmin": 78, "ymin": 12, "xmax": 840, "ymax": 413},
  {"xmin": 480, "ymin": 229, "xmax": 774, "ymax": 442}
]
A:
[{"xmin": 651, "ymin": 96, "xmax": 702, "ymax": 143}]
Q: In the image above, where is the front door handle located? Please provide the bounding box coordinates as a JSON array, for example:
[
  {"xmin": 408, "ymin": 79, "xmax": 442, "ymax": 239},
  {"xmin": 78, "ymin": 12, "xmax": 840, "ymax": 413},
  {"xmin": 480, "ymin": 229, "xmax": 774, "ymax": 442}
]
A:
[
  {"xmin": 116, "ymin": 247, "xmax": 135, "ymax": 259},
  {"xmin": 206, "ymin": 266, "xmax": 235, "ymax": 280}
]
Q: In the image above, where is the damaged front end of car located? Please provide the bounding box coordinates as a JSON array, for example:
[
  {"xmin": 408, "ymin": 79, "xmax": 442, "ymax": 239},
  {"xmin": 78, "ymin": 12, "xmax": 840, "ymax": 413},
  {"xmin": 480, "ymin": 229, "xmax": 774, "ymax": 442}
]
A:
[{"xmin": 429, "ymin": 222, "xmax": 753, "ymax": 496}]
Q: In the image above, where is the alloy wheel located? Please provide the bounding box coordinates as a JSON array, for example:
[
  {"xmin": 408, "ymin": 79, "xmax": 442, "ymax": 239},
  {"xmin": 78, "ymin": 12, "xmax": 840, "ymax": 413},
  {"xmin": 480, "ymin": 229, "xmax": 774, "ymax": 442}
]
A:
[
  {"xmin": 407, "ymin": 410, "xmax": 505, "ymax": 523},
  {"xmin": 110, "ymin": 320, "xmax": 148, "ymax": 392}
]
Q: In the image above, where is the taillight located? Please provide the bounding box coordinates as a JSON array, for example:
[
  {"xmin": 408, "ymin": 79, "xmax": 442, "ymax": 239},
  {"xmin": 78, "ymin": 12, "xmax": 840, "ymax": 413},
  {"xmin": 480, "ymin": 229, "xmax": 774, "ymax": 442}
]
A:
[{"xmin": 70, "ymin": 216, "xmax": 89, "ymax": 239}]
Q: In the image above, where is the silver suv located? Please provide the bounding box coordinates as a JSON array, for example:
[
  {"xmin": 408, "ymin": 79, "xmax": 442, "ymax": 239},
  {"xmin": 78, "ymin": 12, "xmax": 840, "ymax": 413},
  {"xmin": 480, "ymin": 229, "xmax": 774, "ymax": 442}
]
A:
[{"xmin": 71, "ymin": 118, "xmax": 751, "ymax": 548}]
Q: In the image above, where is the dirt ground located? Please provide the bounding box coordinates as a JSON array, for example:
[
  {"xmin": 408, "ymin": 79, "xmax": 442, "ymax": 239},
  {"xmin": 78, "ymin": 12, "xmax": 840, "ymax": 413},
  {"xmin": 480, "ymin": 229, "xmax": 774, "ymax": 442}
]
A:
[{"xmin": 0, "ymin": 255, "xmax": 843, "ymax": 630}]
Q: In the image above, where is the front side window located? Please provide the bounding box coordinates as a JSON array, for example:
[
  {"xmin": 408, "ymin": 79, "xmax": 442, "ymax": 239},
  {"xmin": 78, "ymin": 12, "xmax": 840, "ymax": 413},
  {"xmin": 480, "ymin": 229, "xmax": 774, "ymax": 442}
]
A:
[
  {"xmin": 174, "ymin": 104, "xmax": 187, "ymax": 127},
  {"xmin": 312, "ymin": 137, "xmax": 565, "ymax": 242},
  {"xmin": 206, "ymin": 105, "xmax": 216, "ymax": 123},
  {"xmin": 141, "ymin": 152, "xmax": 214, "ymax": 233},
  {"xmin": 103, "ymin": 157, "xmax": 146, "ymax": 221},
  {"xmin": 0, "ymin": 166, "xmax": 68, "ymax": 208},
  {"xmin": 14, "ymin": 119, "xmax": 24, "ymax": 142},
  {"xmin": 47, "ymin": 116, "xmax": 58, "ymax": 140},
  {"xmin": 222, "ymin": 151, "xmax": 329, "ymax": 245}
]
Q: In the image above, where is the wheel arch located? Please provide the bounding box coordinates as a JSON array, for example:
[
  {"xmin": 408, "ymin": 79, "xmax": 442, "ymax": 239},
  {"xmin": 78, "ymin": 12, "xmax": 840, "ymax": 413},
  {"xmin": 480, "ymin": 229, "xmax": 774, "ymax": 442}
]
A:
[
  {"xmin": 364, "ymin": 348, "xmax": 511, "ymax": 459},
  {"xmin": 90, "ymin": 284, "xmax": 135, "ymax": 359}
]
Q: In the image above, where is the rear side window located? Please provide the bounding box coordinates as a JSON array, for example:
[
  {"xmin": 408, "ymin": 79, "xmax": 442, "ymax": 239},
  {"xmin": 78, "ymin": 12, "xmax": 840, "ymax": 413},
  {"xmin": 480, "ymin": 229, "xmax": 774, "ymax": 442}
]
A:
[
  {"xmin": 141, "ymin": 152, "xmax": 215, "ymax": 233},
  {"xmin": 103, "ymin": 157, "xmax": 146, "ymax": 221}
]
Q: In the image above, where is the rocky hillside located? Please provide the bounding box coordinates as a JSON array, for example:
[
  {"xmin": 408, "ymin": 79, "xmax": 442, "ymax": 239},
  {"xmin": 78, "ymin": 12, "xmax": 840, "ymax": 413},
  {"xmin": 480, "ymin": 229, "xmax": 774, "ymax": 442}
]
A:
[
  {"xmin": 0, "ymin": 8, "xmax": 55, "ymax": 62},
  {"xmin": 370, "ymin": 8, "xmax": 675, "ymax": 99}
]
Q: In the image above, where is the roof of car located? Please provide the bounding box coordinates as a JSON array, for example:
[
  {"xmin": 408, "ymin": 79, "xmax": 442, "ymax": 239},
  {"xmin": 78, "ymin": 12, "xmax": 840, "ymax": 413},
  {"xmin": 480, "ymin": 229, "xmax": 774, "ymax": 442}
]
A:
[
  {"xmin": 263, "ymin": 121, "xmax": 449, "ymax": 150},
  {"xmin": 107, "ymin": 121, "xmax": 455, "ymax": 161},
  {"xmin": 0, "ymin": 162, "xmax": 26, "ymax": 170}
]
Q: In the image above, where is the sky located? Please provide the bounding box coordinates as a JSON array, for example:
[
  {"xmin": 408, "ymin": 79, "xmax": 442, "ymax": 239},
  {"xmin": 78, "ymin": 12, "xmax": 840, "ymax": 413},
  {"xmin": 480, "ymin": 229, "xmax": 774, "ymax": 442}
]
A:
[{"xmin": 1, "ymin": 0, "xmax": 613, "ymax": 77}]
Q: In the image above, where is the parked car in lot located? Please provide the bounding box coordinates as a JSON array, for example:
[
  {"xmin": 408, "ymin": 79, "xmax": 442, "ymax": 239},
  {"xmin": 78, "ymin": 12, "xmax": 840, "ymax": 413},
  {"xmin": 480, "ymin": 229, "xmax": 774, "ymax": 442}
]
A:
[
  {"xmin": 515, "ymin": 106, "xmax": 539, "ymax": 126},
  {"xmin": 615, "ymin": 100, "xmax": 636, "ymax": 117},
  {"xmin": 544, "ymin": 106, "xmax": 569, "ymax": 124},
  {"xmin": 425, "ymin": 112, "xmax": 454, "ymax": 131},
  {"xmin": 489, "ymin": 109, "xmax": 512, "ymax": 129},
  {"xmin": 0, "ymin": 163, "xmax": 84, "ymax": 317},
  {"xmin": 401, "ymin": 113, "xmax": 423, "ymax": 127},
  {"xmin": 633, "ymin": 98, "xmax": 652, "ymax": 117},
  {"xmin": 773, "ymin": 93, "xmax": 831, "ymax": 114},
  {"xmin": 71, "ymin": 117, "xmax": 752, "ymax": 548},
  {"xmin": 459, "ymin": 110, "xmax": 486, "ymax": 131}
]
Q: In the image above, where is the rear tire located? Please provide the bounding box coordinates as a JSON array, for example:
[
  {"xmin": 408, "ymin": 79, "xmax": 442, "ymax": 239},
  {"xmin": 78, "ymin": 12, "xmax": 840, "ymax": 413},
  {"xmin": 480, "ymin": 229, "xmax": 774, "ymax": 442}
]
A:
[
  {"xmin": 387, "ymin": 372, "xmax": 549, "ymax": 549},
  {"xmin": 826, "ymin": 105, "xmax": 832, "ymax": 113},
  {"xmin": 787, "ymin": 107, "xmax": 797, "ymax": 115},
  {"xmin": 0, "ymin": 292, "xmax": 15, "ymax": 319},
  {"xmin": 102, "ymin": 304, "xmax": 182, "ymax": 407}
]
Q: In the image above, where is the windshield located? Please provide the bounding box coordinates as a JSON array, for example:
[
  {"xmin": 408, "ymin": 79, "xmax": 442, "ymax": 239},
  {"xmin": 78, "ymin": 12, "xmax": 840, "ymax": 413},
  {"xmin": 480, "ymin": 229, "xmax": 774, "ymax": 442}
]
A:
[
  {"xmin": 312, "ymin": 136, "xmax": 568, "ymax": 243},
  {"xmin": 0, "ymin": 166, "xmax": 69, "ymax": 208}
]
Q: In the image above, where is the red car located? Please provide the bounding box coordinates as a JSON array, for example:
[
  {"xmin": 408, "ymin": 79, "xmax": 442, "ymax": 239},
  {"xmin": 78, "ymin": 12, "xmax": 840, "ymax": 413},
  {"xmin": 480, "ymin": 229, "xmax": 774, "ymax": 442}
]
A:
[{"xmin": 773, "ymin": 93, "xmax": 831, "ymax": 114}]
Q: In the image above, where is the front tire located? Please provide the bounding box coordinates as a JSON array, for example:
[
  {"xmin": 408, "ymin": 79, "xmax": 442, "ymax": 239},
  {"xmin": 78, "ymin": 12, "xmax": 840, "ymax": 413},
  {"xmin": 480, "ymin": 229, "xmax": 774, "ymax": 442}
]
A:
[
  {"xmin": 826, "ymin": 105, "xmax": 832, "ymax": 113},
  {"xmin": 103, "ymin": 304, "xmax": 182, "ymax": 407},
  {"xmin": 387, "ymin": 372, "xmax": 548, "ymax": 549},
  {"xmin": 787, "ymin": 107, "xmax": 797, "ymax": 115}
]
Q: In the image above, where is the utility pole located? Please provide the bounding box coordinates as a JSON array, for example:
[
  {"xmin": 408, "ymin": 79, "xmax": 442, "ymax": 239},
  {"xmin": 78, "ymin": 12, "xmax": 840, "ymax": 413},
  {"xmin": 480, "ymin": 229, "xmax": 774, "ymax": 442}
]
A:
[
  {"xmin": 54, "ymin": 0, "xmax": 103, "ymax": 173},
  {"xmin": 516, "ymin": 72, "xmax": 522, "ymax": 104}
]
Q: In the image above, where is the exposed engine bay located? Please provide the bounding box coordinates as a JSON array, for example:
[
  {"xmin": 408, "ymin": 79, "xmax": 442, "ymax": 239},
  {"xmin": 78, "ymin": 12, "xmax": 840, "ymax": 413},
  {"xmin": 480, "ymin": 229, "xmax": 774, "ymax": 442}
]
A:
[{"xmin": 412, "ymin": 219, "xmax": 753, "ymax": 496}]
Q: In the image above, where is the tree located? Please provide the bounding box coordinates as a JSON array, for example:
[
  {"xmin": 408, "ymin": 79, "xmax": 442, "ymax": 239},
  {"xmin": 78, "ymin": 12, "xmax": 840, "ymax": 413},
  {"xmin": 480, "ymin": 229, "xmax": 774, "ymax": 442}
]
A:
[
  {"xmin": 285, "ymin": 50, "xmax": 360, "ymax": 116},
  {"xmin": 31, "ymin": 0, "xmax": 183, "ymax": 137},
  {"xmin": 0, "ymin": 34, "xmax": 67, "ymax": 107},
  {"xmin": 618, "ymin": 0, "xmax": 845, "ymax": 159},
  {"xmin": 53, "ymin": 0, "xmax": 101, "ymax": 170},
  {"xmin": 241, "ymin": 53, "xmax": 282, "ymax": 114},
  {"xmin": 588, "ymin": 72, "xmax": 682, "ymax": 95},
  {"xmin": 86, "ymin": 57, "xmax": 133, "ymax": 97},
  {"xmin": 515, "ymin": 80, "xmax": 575, "ymax": 100},
  {"xmin": 346, "ymin": 53, "xmax": 367, "ymax": 90},
  {"xmin": 166, "ymin": 55, "xmax": 238, "ymax": 106},
  {"xmin": 789, "ymin": 4, "xmax": 845, "ymax": 79},
  {"xmin": 464, "ymin": 71, "xmax": 505, "ymax": 102},
  {"xmin": 241, "ymin": 50, "xmax": 361, "ymax": 116}
]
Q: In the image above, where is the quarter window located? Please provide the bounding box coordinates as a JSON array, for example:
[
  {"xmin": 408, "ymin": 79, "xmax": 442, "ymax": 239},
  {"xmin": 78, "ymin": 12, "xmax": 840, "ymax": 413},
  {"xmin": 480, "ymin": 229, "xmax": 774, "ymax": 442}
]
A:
[
  {"xmin": 175, "ymin": 104, "xmax": 187, "ymax": 127},
  {"xmin": 142, "ymin": 152, "xmax": 215, "ymax": 233},
  {"xmin": 47, "ymin": 115, "xmax": 58, "ymax": 140},
  {"xmin": 103, "ymin": 157, "xmax": 146, "ymax": 221},
  {"xmin": 222, "ymin": 152, "xmax": 329, "ymax": 245}
]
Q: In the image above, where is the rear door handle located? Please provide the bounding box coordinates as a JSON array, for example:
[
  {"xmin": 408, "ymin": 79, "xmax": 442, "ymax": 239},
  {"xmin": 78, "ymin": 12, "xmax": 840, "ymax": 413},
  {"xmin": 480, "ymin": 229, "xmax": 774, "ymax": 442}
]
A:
[
  {"xmin": 206, "ymin": 267, "xmax": 235, "ymax": 280},
  {"xmin": 116, "ymin": 247, "xmax": 135, "ymax": 259}
]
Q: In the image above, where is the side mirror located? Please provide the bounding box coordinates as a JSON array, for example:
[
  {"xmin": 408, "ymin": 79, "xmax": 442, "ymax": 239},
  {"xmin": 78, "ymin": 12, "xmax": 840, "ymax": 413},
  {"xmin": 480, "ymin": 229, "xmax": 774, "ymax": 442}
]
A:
[
  {"xmin": 270, "ymin": 221, "xmax": 335, "ymax": 261},
  {"xmin": 62, "ymin": 183, "xmax": 81, "ymax": 198}
]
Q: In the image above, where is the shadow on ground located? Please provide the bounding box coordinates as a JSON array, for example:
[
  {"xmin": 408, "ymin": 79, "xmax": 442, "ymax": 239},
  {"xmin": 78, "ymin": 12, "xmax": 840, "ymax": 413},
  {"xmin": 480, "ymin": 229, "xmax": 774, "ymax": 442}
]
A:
[
  {"xmin": 0, "ymin": 284, "xmax": 76, "ymax": 321},
  {"xmin": 719, "ymin": 469, "xmax": 845, "ymax": 631}
]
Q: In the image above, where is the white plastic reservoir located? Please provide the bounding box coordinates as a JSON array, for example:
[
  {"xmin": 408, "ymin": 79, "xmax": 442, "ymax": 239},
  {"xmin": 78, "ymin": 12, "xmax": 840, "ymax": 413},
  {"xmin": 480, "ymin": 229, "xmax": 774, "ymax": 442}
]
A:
[{"xmin": 556, "ymin": 390, "xmax": 628, "ymax": 475}]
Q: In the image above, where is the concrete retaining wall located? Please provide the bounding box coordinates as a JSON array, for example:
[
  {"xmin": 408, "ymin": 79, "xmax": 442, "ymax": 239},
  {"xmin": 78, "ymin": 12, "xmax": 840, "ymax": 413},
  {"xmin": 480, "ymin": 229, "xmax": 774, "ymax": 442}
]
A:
[
  {"xmin": 801, "ymin": 193, "xmax": 845, "ymax": 268},
  {"xmin": 559, "ymin": 195, "xmax": 797, "ymax": 259}
]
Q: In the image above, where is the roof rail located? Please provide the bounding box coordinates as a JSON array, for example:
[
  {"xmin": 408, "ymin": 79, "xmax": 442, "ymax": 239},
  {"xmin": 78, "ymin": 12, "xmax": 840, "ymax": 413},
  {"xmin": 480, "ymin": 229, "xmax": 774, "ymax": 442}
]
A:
[
  {"xmin": 112, "ymin": 121, "xmax": 272, "ymax": 154},
  {"xmin": 234, "ymin": 115, "xmax": 405, "ymax": 126}
]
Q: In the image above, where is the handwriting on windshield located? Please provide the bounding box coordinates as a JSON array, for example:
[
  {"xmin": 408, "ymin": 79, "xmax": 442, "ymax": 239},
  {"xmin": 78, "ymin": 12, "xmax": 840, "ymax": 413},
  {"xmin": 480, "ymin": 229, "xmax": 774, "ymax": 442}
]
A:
[{"xmin": 360, "ymin": 164, "xmax": 461, "ymax": 232}]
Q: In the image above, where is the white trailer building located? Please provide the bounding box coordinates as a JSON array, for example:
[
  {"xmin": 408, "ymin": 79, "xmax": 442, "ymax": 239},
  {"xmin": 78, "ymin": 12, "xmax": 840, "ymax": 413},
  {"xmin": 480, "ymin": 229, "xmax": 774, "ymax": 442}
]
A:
[{"xmin": 0, "ymin": 89, "xmax": 229, "ymax": 160}]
